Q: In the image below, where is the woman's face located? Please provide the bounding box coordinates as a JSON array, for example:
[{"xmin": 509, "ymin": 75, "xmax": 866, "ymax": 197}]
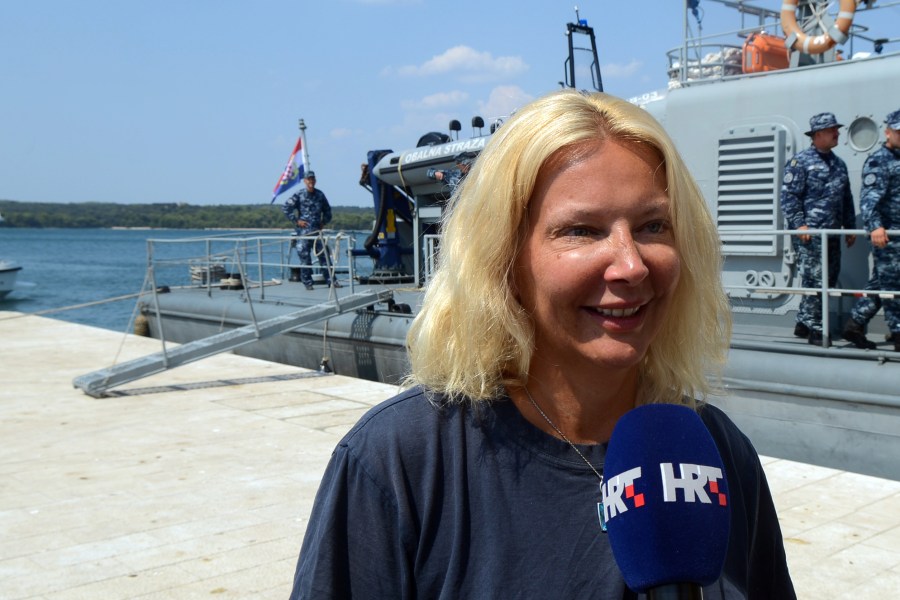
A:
[{"xmin": 514, "ymin": 140, "xmax": 681, "ymax": 376}]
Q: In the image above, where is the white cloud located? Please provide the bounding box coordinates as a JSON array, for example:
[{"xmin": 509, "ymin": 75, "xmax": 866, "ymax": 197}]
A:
[
  {"xmin": 401, "ymin": 90, "xmax": 469, "ymax": 111},
  {"xmin": 601, "ymin": 59, "xmax": 643, "ymax": 78},
  {"xmin": 390, "ymin": 46, "xmax": 528, "ymax": 82},
  {"xmin": 476, "ymin": 85, "xmax": 533, "ymax": 124}
]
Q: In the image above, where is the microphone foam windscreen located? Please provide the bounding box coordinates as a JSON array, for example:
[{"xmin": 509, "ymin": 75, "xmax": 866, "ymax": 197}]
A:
[{"xmin": 602, "ymin": 403, "xmax": 730, "ymax": 592}]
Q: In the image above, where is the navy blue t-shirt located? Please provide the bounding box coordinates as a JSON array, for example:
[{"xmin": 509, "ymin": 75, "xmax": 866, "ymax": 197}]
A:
[{"xmin": 289, "ymin": 387, "xmax": 795, "ymax": 599}]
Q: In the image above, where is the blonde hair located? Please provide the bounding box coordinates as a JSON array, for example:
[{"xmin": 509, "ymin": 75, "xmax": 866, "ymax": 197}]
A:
[{"xmin": 405, "ymin": 90, "xmax": 731, "ymax": 404}]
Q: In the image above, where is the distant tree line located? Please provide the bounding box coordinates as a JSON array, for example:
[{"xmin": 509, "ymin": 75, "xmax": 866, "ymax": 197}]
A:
[{"xmin": 0, "ymin": 200, "xmax": 375, "ymax": 231}]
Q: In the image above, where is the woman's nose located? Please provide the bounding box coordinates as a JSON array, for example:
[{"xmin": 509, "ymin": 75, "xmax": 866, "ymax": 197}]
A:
[{"xmin": 603, "ymin": 231, "xmax": 649, "ymax": 284}]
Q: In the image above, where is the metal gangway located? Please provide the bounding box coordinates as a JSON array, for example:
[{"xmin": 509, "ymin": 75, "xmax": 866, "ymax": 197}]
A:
[{"xmin": 73, "ymin": 289, "xmax": 394, "ymax": 397}]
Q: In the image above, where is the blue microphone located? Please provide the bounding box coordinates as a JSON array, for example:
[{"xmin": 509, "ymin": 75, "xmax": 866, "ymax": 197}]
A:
[{"xmin": 602, "ymin": 404, "xmax": 730, "ymax": 599}]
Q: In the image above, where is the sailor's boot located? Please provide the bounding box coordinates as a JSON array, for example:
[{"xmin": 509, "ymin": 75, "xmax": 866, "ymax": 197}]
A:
[
  {"xmin": 807, "ymin": 330, "xmax": 823, "ymax": 346},
  {"xmin": 842, "ymin": 318, "xmax": 876, "ymax": 349},
  {"xmin": 289, "ymin": 268, "xmax": 302, "ymax": 282},
  {"xmin": 893, "ymin": 331, "xmax": 900, "ymax": 352}
]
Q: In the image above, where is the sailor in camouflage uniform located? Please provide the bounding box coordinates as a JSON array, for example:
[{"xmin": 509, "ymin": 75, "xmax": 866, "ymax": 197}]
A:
[
  {"xmin": 282, "ymin": 171, "xmax": 340, "ymax": 290},
  {"xmin": 426, "ymin": 152, "xmax": 475, "ymax": 197},
  {"xmin": 780, "ymin": 112, "xmax": 857, "ymax": 345},
  {"xmin": 842, "ymin": 109, "xmax": 900, "ymax": 351}
]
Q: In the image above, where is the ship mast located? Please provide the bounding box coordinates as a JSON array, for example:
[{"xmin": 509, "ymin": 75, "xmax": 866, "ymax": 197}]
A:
[
  {"xmin": 563, "ymin": 6, "xmax": 603, "ymax": 92},
  {"xmin": 298, "ymin": 118, "xmax": 311, "ymax": 174}
]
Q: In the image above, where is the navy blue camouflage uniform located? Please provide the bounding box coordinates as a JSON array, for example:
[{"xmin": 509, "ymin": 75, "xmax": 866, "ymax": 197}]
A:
[
  {"xmin": 781, "ymin": 145, "xmax": 855, "ymax": 334},
  {"xmin": 426, "ymin": 167, "xmax": 465, "ymax": 193},
  {"xmin": 849, "ymin": 142, "xmax": 900, "ymax": 336},
  {"xmin": 426, "ymin": 152, "xmax": 475, "ymax": 197},
  {"xmin": 282, "ymin": 182, "xmax": 334, "ymax": 287}
]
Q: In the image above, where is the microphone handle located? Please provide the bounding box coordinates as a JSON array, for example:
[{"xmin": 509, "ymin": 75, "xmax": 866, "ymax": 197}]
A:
[{"xmin": 647, "ymin": 583, "xmax": 703, "ymax": 600}]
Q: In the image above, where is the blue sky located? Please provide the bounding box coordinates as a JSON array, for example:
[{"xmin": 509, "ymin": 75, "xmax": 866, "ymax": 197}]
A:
[{"xmin": 2, "ymin": 1, "xmax": 899, "ymax": 208}]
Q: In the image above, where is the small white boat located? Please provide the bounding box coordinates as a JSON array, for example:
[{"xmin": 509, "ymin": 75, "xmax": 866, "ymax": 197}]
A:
[{"xmin": 0, "ymin": 260, "xmax": 23, "ymax": 299}]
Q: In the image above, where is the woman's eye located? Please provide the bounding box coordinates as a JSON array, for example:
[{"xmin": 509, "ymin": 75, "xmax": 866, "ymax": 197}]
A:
[
  {"xmin": 563, "ymin": 226, "xmax": 594, "ymax": 237},
  {"xmin": 645, "ymin": 221, "xmax": 669, "ymax": 234}
]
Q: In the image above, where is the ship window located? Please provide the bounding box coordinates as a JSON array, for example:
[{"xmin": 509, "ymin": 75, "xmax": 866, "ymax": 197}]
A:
[
  {"xmin": 716, "ymin": 125, "xmax": 786, "ymax": 256},
  {"xmin": 847, "ymin": 116, "xmax": 879, "ymax": 153}
]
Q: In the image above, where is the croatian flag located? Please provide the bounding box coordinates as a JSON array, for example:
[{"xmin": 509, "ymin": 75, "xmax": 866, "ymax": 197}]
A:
[{"xmin": 271, "ymin": 137, "xmax": 305, "ymax": 202}]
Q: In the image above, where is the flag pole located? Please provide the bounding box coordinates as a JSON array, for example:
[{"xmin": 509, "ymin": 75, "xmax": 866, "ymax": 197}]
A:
[{"xmin": 298, "ymin": 118, "xmax": 311, "ymax": 174}]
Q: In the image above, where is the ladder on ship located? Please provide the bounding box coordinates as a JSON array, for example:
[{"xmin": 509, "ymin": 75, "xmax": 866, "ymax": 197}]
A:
[{"xmin": 73, "ymin": 289, "xmax": 394, "ymax": 397}]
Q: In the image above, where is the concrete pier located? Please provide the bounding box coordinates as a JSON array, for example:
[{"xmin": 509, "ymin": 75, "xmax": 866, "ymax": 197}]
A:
[{"xmin": 1, "ymin": 312, "xmax": 898, "ymax": 598}]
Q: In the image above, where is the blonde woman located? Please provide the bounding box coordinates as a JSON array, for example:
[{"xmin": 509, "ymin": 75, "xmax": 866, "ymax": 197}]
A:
[{"xmin": 290, "ymin": 90, "xmax": 794, "ymax": 599}]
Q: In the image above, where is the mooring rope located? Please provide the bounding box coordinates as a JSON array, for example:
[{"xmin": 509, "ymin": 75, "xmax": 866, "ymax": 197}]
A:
[
  {"xmin": 0, "ymin": 281, "xmax": 196, "ymax": 322},
  {"xmin": 0, "ymin": 292, "xmax": 145, "ymax": 321},
  {"xmin": 108, "ymin": 268, "xmax": 155, "ymax": 369}
]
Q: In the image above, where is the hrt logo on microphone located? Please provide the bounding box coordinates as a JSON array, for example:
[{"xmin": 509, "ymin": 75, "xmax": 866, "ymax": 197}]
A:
[
  {"xmin": 660, "ymin": 463, "xmax": 727, "ymax": 507},
  {"xmin": 602, "ymin": 463, "xmax": 728, "ymax": 524},
  {"xmin": 602, "ymin": 467, "xmax": 644, "ymax": 523}
]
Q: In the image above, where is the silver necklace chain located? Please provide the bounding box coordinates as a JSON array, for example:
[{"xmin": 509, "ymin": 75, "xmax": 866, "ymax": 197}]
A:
[{"xmin": 523, "ymin": 386, "xmax": 604, "ymax": 484}]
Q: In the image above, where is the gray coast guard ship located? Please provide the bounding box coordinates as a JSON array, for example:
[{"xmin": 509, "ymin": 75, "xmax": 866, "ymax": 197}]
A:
[{"xmin": 76, "ymin": 1, "xmax": 900, "ymax": 481}]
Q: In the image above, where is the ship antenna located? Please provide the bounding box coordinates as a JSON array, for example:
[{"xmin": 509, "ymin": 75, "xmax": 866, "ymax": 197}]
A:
[
  {"xmin": 298, "ymin": 118, "xmax": 311, "ymax": 175},
  {"xmin": 564, "ymin": 6, "xmax": 602, "ymax": 91}
]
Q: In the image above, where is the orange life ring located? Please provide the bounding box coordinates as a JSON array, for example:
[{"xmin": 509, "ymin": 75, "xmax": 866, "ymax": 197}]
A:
[{"xmin": 781, "ymin": 0, "xmax": 859, "ymax": 54}]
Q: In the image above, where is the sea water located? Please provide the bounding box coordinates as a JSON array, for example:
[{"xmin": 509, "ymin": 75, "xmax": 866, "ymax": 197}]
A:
[{"xmin": 0, "ymin": 228, "xmax": 371, "ymax": 333}]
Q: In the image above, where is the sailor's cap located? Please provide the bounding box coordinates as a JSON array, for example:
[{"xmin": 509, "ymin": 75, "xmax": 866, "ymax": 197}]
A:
[
  {"xmin": 805, "ymin": 112, "xmax": 843, "ymax": 136},
  {"xmin": 454, "ymin": 151, "xmax": 477, "ymax": 165},
  {"xmin": 304, "ymin": 170, "xmax": 316, "ymax": 179},
  {"xmin": 886, "ymin": 109, "xmax": 900, "ymax": 130}
]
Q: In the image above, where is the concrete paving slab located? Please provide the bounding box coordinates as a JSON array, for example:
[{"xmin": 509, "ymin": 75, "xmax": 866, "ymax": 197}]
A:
[{"xmin": 1, "ymin": 311, "xmax": 898, "ymax": 598}]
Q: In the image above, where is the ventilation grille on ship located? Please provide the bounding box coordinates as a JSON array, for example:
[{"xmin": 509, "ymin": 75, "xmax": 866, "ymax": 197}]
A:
[{"xmin": 716, "ymin": 125, "xmax": 786, "ymax": 256}]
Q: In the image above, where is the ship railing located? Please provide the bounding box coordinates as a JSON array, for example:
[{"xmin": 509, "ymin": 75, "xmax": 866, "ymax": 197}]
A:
[
  {"xmin": 670, "ymin": 0, "xmax": 897, "ymax": 86},
  {"xmin": 667, "ymin": 43, "xmax": 745, "ymax": 86},
  {"xmin": 143, "ymin": 232, "xmax": 367, "ymax": 354},
  {"xmin": 424, "ymin": 234, "xmax": 441, "ymax": 284},
  {"xmin": 724, "ymin": 226, "xmax": 900, "ymax": 348},
  {"xmin": 145, "ymin": 231, "xmax": 362, "ymax": 302},
  {"xmin": 829, "ymin": 1, "xmax": 900, "ymax": 56},
  {"xmin": 670, "ymin": 0, "xmax": 782, "ymax": 85}
]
